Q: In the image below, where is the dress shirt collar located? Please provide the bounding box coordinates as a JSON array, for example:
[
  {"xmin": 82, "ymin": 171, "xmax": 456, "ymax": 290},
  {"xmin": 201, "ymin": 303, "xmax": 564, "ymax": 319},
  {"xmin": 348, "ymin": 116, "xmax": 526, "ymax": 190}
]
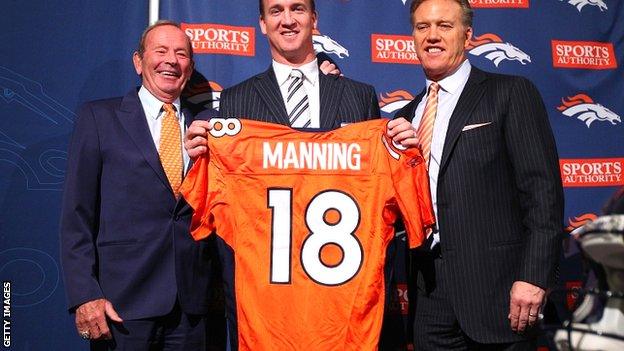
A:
[
  {"xmin": 273, "ymin": 59, "xmax": 319, "ymax": 88},
  {"xmin": 138, "ymin": 86, "xmax": 182, "ymax": 120},
  {"xmin": 425, "ymin": 59, "xmax": 471, "ymax": 96}
]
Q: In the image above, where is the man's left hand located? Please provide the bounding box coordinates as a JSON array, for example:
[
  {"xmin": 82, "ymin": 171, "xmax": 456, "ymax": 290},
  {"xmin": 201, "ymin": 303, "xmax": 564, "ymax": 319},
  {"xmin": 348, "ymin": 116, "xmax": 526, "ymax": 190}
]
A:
[
  {"xmin": 319, "ymin": 60, "xmax": 341, "ymax": 76},
  {"xmin": 508, "ymin": 281, "xmax": 545, "ymax": 333}
]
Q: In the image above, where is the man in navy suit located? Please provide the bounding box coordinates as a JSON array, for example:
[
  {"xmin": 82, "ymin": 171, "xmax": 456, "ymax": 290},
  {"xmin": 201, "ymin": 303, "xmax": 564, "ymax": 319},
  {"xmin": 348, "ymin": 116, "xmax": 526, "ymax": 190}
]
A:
[
  {"xmin": 60, "ymin": 21, "xmax": 216, "ymax": 350},
  {"xmin": 184, "ymin": 0, "xmax": 379, "ymax": 155},
  {"xmin": 387, "ymin": 0, "xmax": 564, "ymax": 349}
]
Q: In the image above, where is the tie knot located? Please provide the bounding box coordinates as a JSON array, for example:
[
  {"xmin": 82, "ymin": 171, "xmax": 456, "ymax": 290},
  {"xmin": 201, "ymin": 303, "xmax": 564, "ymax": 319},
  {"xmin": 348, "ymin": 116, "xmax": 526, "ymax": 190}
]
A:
[
  {"xmin": 290, "ymin": 69, "xmax": 304, "ymax": 80},
  {"xmin": 162, "ymin": 103, "xmax": 176, "ymax": 115},
  {"xmin": 429, "ymin": 82, "xmax": 440, "ymax": 95}
]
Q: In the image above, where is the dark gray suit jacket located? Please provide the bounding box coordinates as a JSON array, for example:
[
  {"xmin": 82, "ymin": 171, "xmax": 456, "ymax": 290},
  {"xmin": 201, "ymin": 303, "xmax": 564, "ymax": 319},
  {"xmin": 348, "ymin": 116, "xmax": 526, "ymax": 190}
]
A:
[
  {"xmin": 395, "ymin": 66, "xmax": 564, "ymax": 343},
  {"xmin": 219, "ymin": 66, "xmax": 380, "ymax": 127}
]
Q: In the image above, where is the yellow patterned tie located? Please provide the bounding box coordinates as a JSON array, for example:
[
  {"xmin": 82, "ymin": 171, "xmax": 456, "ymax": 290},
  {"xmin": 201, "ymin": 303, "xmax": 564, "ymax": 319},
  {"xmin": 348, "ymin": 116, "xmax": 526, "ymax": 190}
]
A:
[
  {"xmin": 159, "ymin": 103, "xmax": 183, "ymax": 194},
  {"xmin": 416, "ymin": 82, "xmax": 440, "ymax": 169}
]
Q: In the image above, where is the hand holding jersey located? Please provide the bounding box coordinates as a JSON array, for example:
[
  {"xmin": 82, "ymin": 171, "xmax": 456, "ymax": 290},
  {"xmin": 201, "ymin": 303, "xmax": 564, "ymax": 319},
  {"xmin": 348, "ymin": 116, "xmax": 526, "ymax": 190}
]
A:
[{"xmin": 181, "ymin": 118, "xmax": 434, "ymax": 350}]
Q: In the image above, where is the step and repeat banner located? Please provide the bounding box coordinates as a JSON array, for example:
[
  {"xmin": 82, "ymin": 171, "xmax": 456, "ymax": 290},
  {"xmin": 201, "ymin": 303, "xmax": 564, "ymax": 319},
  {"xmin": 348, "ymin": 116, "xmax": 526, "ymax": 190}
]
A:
[{"xmin": 2, "ymin": 0, "xmax": 623, "ymax": 349}]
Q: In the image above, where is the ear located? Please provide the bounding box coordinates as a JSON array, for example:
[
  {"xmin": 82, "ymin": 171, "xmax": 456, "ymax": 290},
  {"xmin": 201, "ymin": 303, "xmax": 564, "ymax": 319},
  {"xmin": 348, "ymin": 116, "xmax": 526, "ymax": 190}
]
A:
[
  {"xmin": 132, "ymin": 52, "xmax": 143, "ymax": 75},
  {"xmin": 464, "ymin": 26, "xmax": 473, "ymax": 49},
  {"xmin": 312, "ymin": 10, "xmax": 318, "ymax": 31},
  {"xmin": 259, "ymin": 15, "xmax": 268, "ymax": 35}
]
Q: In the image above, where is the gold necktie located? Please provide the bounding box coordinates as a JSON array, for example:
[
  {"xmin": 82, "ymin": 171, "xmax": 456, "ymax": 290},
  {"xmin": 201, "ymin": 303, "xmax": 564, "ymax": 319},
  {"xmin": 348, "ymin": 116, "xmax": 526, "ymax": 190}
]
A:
[
  {"xmin": 159, "ymin": 103, "xmax": 183, "ymax": 194},
  {"xmin": 416, "ymin": 82, "xmax": 440, "ymax": 169}
]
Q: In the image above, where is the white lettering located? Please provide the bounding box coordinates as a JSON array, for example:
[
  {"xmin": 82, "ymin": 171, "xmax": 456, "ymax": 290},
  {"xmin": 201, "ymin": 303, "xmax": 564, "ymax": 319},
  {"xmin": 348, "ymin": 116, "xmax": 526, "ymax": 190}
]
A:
[
  {"xmin": 263, "ymin": 142, "xmax": 283, "ymax": 169},
  {"xmin": 262, "ymin": 142, "xmax": 362, "ymax": 171}
]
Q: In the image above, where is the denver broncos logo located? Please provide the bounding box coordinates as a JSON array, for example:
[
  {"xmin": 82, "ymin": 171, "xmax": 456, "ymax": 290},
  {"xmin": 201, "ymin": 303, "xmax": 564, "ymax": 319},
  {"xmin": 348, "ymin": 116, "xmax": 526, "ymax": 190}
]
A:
[
  {"xmin": 378, "ymin": 90, "xmax": 415, "ymax": 115},
  {"xmin": 565, "ymin": 213, "xmax": 598, "ymax": 235},
  {"xmin": 468, "ymin": 34, "xmax": 531, "ymax": 67},
  {"xmin": 312, "ymin": 29, "xmax": 349, "ymax": 59},
  {"xmin": 0, "ymin": 66, "xmax": 74, "ymax": 190},
  {"xmin": 561, "ymin": 0, "xmax": 608, "ymax": 12},
  {"xmin": 184, "ymin": 80, "xmax": 223, "ymax": 111},
  {"xmin": 557, "ymin": 93, "xmax": 621, "ymax": 128}
]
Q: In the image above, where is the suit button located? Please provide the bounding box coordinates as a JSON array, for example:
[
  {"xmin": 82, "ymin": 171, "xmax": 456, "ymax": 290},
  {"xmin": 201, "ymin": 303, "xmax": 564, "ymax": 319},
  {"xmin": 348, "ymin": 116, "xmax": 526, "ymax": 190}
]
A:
[{"xmin": 174, "ymin": 215, "xmax": 181, "ymax": 221}]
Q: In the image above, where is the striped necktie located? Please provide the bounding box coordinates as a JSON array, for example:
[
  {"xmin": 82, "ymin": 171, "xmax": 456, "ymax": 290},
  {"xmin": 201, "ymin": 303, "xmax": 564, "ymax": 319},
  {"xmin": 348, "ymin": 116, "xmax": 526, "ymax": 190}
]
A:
[
  {"xmin": 416, "ymin": 82, "xmax": 440, "ymax": 169},
  {"xmin": 159, "ymin": 103, "xmax": 183, "ymax": 194},
  {"xmin": 286, "ymin": 69, "xmax": 311, "ymax": 128}
]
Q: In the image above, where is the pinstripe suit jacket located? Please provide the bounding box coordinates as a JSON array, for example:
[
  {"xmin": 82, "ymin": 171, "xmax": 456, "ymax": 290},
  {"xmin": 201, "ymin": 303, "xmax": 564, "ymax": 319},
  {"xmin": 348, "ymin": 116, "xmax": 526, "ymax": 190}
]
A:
[
  {"xmin": 219, "ymin": 66, "xmax": 380, "ymax": 127},
  {"xmin": 395, "ymin": 67, "xmax": 564, "ymax": 343}
]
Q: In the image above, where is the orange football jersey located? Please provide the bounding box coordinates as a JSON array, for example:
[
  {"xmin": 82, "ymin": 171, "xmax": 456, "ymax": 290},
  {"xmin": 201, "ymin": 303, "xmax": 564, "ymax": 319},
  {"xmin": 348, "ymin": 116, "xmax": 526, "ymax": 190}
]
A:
[{"xmin": 181, "ymin": 118, "xmax": 434, "ymax": 351}]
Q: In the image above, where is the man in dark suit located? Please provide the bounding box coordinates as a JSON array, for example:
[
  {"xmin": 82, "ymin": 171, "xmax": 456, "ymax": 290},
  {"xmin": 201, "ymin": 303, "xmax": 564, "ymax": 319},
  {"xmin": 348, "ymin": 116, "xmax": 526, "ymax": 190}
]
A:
[
  {"xmin": 185, "ymin": 0, "xmax": 378, "ymax": 155},
  {"xmin": 60, "ymin": 21, "xmax": 216, "ymax": 350},
  {"xmin": 387, "ymin": 0, "xmax": 564, "ymax": 349}
]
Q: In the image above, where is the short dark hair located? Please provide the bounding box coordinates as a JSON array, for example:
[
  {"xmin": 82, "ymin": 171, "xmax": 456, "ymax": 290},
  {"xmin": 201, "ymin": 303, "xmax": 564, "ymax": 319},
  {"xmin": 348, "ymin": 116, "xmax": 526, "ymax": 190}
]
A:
[
  {"xmin": 259, "ymin": 0, "xmax": 316, "ymax": 17},
  {"xmin": 136, "ymin": 20, "xmax": 193, "ymax": 60},
  {"xmin": 410, "ymin": 0, "xmax": 473, "ymax": 28}
]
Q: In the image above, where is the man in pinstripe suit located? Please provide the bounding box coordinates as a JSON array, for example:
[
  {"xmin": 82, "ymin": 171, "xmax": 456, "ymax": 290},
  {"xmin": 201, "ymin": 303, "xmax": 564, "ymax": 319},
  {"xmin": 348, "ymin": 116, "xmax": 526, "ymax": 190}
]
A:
[
  {"xmin": 216, "ymin": 0, "xmax": 379, "ymax": 128},
  {"xmin": 387, "ymin": 0, "xmax": 564, "ymax": 349},
  {"xmin": 185, "ymin": 0, "xmax": 379, "ymax": 149}
]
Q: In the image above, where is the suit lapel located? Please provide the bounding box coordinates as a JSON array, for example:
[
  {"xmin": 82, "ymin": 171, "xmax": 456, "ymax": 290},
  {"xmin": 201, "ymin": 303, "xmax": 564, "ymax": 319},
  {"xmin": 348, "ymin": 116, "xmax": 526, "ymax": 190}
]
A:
[
  {"xmin": 253, "ymin": 67, "xmax": 290, "ymax": 124},
  {"xmin": 117, "ymin": 90, "xmax": 171, "ymax": 191},
  {"xmin": 439, "ymin": 67, "xmax": 488, "ymax": 174},
  {"xmin": 319, "ymin": 74, "xmax": 344, "ymax": 129},
  {"xmin": 403, "ymin": 88, "xmax": 426, "ymax": 122}
]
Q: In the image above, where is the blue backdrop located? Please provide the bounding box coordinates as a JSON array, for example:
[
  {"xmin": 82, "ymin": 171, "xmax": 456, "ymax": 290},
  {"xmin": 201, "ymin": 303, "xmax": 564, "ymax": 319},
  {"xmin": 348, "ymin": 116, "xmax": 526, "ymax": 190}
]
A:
[{"xmin": 2, "ymin": 0, "xmax": 622, "ymax": 349}]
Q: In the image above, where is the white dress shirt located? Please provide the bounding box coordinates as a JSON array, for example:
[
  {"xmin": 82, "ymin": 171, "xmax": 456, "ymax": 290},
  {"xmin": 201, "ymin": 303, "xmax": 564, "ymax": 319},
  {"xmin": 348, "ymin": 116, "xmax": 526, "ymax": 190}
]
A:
[
  {"xmin": 411, "ymin": 60, "xmax": 472, "ymax": 247},
  {"xmin": 138, "ymin": 86, "xmax": 190, "ymax": 174},
  {"xmin": 273, "ymin": 59, "xmax": 321, "ymax": 128}
]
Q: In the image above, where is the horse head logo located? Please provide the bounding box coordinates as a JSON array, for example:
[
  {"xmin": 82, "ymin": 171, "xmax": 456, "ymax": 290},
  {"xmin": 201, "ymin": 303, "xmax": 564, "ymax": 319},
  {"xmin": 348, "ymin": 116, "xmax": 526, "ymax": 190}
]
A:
[
  {"xmin": 558, "ymin": 94, "xmax": 621, "ymax": 128},
  {"xmin": 184, "ymin": 81, "xmax": 223, "ymax": 111},
  {"xmin": 562, "ymin": 0, "xmax": 608, "ymax": 12},
  {"xmin": 468, "ymin": 34, "xmax": 531, "ymax": 67},
  {"xmin": 313, "ymin": 30, "xmax": 349, "ymax": 59},
  {"xmin": 0, "ymin": 66, "xmax": 74, "ymax": 190},
  {"xmin": 378, "ymin": 90, "xmax": 415, "ymax": 115}
]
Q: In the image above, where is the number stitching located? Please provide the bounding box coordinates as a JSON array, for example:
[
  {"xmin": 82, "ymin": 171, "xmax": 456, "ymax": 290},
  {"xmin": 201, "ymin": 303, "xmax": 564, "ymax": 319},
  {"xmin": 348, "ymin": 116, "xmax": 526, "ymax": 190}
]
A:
[
  {"xmin": 209, "ymin": 118, "xmax": 242, "ymax": 138},
  {"xmin": 267, "ymin": 188, "xmax": 363, "ymax": 286},
  {"xmin": 301, "ymin": 190, "xmax": 363, "ymax": 286},
  {"xmin": 268, "ymin": 188, "xmax": 293, "ymax": 284}
]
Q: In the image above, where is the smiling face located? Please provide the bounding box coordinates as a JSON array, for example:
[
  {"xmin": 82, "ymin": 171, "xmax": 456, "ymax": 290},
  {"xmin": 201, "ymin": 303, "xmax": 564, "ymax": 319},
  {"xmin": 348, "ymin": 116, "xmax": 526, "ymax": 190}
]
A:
[
  {"xmin": 259, "ymin": 0, "xmax": 317, "ymax": 66},
  {"xmin": 411, "ymin": 0, "xmax": 472, "ymax": 81},
  {"xmin": 133, "ymin": 25, "xmax": 193, "ymax": 103}
]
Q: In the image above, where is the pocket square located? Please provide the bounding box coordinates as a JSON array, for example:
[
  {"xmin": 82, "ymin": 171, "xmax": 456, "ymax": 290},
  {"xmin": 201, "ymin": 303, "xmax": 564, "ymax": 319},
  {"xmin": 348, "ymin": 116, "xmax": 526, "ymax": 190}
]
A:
[{"xmin": 462, "ymin": 122, "xmax": 492, "ymax": 132}]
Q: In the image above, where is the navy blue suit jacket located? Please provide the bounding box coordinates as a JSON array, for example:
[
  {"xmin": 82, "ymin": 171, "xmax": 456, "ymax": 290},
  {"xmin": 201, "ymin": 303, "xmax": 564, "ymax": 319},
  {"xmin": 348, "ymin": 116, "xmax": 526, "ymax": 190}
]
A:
[{"xmin": 60, "ymin": 89, "xmax": 216, "ymax": 319}]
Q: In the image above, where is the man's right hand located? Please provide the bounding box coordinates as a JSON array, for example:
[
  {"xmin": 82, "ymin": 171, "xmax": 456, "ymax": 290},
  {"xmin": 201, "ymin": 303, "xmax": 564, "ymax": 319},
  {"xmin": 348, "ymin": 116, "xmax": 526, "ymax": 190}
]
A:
[
  {"xmin": 386, "ymin": 117, "xmax": 419, "ymax": 148},
  {"xmin": 75, "ymin": 298, "xmax": 122, "ymax": 340},
  {"xmin": 184, "ymin": 120, "xmax": 213, "ymax": 160}
]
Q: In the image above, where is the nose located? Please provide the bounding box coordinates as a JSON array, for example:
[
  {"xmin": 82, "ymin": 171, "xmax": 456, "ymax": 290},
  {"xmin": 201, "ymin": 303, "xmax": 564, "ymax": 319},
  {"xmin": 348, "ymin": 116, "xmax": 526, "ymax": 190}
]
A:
[
  {"xmin": 164, "ymin": 49, "xmax": 178, "ymax": 65},
  {"xmin": 282, "ymin": 10, "xmax": 295, "ymax": 26},
  {"xmin": 426, "ymin": 27, "xmax": 441, "ymax": 41}
]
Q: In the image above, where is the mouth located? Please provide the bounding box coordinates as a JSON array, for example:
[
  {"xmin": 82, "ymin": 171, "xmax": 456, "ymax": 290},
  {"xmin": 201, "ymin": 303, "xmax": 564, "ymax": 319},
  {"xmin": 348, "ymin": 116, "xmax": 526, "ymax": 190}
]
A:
[
  {"xmin": 281, "ymin": 30, "xmax": 299, "ymax": 38},
  {"xmin": 157, "ymin": 70, "xmax": 181, "ymax": 79},
  {"xmin": 424, "ymin": 46, "xmax": 443, "ymax": 54}
]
